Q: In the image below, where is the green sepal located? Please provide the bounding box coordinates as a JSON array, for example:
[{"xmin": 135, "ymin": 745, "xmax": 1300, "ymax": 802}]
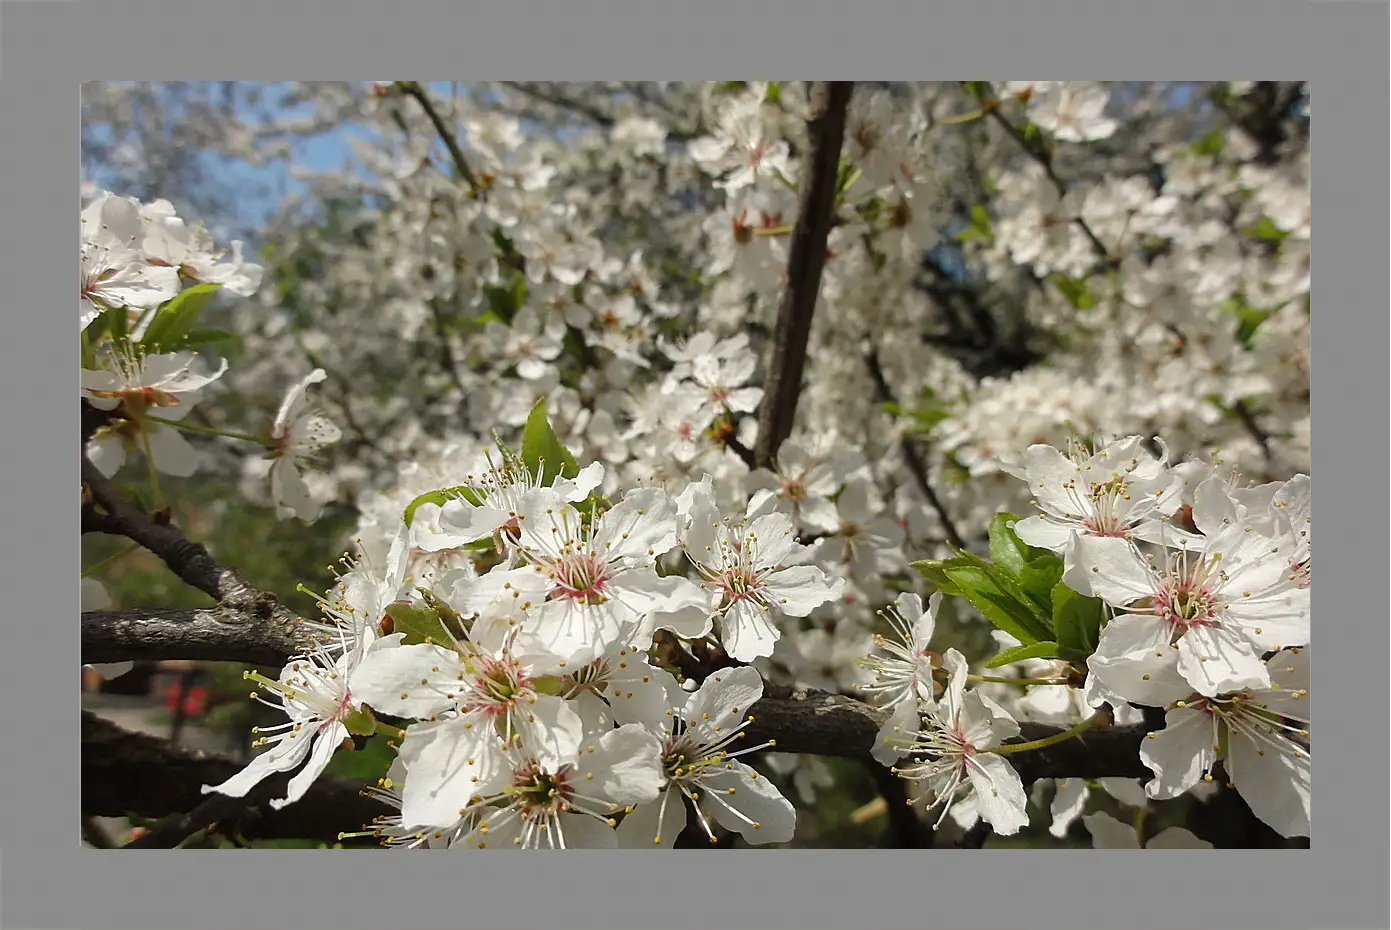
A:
[{"xmin": 341, "ymin": 704, "xmax": 378, "ymax": 738}]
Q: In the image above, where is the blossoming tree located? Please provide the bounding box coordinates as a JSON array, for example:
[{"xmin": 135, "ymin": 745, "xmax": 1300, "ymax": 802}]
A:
[{"xmin": 81, "ymin": 80, "xmax": 1310, "ymax": 850}]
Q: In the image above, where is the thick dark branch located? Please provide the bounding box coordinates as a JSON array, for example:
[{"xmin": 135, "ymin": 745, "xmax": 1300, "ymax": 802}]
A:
[
  {"xmin": 753, "ymin": 81, "xmax": 855, "ymax": 469},
  {"xmin": 83, "ymin": 607, "xmax": 314, "ymax": 668},
  {"xmin": 747, "ymin": 683, "xmax": 1153, "ymax": 782},
  {"xmin": 82, "ymin": 711, "xmax": 389, "ymax": 847},
  {"xmin": 88, "ymin": 613, "xmax": 1155, "ymax": 782},
  {"xmin": 724, "ymin": 432, "xmax": 756, "ymax": 469}
]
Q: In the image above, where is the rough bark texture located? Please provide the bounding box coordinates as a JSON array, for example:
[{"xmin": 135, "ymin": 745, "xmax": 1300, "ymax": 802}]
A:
[{"xmin": 753, "ymin": 81, "xmax": 855, "ymax": 469}]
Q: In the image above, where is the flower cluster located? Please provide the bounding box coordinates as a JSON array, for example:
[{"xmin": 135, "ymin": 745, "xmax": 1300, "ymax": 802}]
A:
[
  {"xmin": 204, "ymin": 427, "xmax": 840, "ymax": 848},
  {"xmin": 856, "ymin": 434, "xmax": 1310, "ymax": 838},
  {"xmin": 80, "ymin": 190, "xmax": 343, "ymax": 519}
]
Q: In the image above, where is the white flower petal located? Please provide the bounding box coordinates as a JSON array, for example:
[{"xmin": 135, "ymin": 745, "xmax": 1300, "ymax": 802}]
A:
[
  {"xmin": 1140, "ymin": 706, "xmax": 1216, "ymax": 800},
  {"xmin": 1083, "ymin": 811, "xmax": 1141, "ymax": 849},
  {"xmin": 966, "ymin": 752, "xmax": 1030, "ymax": 836},
  {"xmin": 699, "ymin": 761, "xmax": 797, "ymax": 844}
]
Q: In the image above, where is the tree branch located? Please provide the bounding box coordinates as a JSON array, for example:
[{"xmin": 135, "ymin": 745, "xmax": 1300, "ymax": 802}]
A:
[
  {"xmin": 81, "ymin": 454, "xmax": 301, "ymax": 625},
  {"xmin": 399, "ymin": 81, "xmax": 483, "ymax": 198},
  {"xmin": 753, "ymin": 81, "xmax": 855, "ymax": 469},
  {"xmin": 83, "ymin": 606, "xmax": 313, "ymax": 668},
  {"xmin": 863, "ymin": 347, "xmax": 968, "ymax": 549},
  {"xmin": 82, "ymin": 711, "xmax": 390, "ymax": 847},
  {"xmin": 746, "ymin": 682, "xmax": 1153, "ymax": 782},
  {"xmin": 85, "ymin": 609, "xmax": 1155, "ymax": 783},
  {"xmin": 976, "ymin": 89, "xmax": 1116, "ymax": 270}
]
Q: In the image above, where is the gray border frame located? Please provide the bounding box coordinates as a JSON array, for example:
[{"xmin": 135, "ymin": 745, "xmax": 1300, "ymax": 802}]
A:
[{"xmin": 4, "ymin": 2, "xmax": 1384, "ymax": 928}]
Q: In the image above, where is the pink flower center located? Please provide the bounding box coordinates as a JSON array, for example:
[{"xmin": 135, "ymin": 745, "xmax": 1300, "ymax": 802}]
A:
[
  {"xmin": 549, "ymin": 552, "xmax": 610, "ymax": 605},
  {"xmin": 466, "ymin": 655, "xmax": 532, "ymax": 718},
  {"xmin": 781, "ymin": 479, "xmax": 807, "ymax": 502},
  {"xmin": 720, "ymin": 566, "xmax": 763, "ymax": 602},
  {"xmin": 1155, "ymin": 579, "xmax": 1217, "ymax": 630}
]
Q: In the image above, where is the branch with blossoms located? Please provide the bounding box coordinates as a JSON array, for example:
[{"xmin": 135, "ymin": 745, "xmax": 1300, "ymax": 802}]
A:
[{"xmin": 81, "ymin": 81, "xmax": 1311, "ymax": 850}]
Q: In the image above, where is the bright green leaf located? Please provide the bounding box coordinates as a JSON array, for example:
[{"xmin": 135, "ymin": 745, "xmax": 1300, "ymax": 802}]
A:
[
  {"xmin": 1190, "ymin": 128, "xmax": 1225, "ymax": 157},
  {"xmin": 984, "ymin": 641, "xmax": 1063, "ymax": 669},
  {"xmin": 1018, "ymin": 554, "xmax": 1066, "ymax": 610},
  {"xmin": 1052, "ymin": 581, "xmax": 1106, "ymax": 657},
  {"xmin": 401, "ymin": 485, "xmax": 484, "ymax": 528},
  {"xmin": 140, "ymin": 283, "xmax": 223, "ymax": 350},
  {"xmin": 942, "ymin": 564, "xmax": 1053, "ymax": 645},
  {"xmin": 987, "ymin": 512, "xmax": 1032, "ymax": 577},
  {"xmin": 521, "ymin": 398, "xmax": 579, "ymax": 486},
  {"xmin": 1052, "ymin": 275, "xmax": 1097, "ymax": 311},
  {"xmin": 1245, "ymin": 216, "xmax": 1289, "ymax": 244},
  {"xmin": 180, "ymin": 328, "xmax": 244, "ymax": 362},
  {"xmin": 910, "ymin": 559, "xmax": 966, "ymax": 598},
  {"xmin": 384, "ymin": 602, "xmax": 455, "ymax": 647}
]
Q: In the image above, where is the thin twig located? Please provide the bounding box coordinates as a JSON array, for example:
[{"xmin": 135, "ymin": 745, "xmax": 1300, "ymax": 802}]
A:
[
  {"xmin": 976, "ymin": 91, "xmax": 1115, "ymax": 269},
  {"xmin": 863, "ymin": 348, "xmax": 968, "ymax": 549},
  {"xmin": 399, "ymin": 81, "xmax": 483, "ymax": 198}
]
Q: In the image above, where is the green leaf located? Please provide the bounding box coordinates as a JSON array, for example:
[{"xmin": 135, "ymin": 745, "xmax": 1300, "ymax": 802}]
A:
[
  {"xmin": 384, "ymin": 602, "xmax": 456, "ymax": 647},
  {"xmin": 1190, "ymin": 128, "xmax": 1225, "ymax": 157},
  {"xmin": 987, "ymin": 512, "xmax": 1031, "ymax": 577},
  {"xmin": 1051, "ymin": 275, "xmax": 1096, "ymax": 311},
  {"xmin": 140, "ymin": 283, "xmax": 223, "ymax": 350},
  {"xmin": 984, "ymin": 641, "xmax": 1062, "ymax": 669},
  {"xmin": 521, "ymin": 398, "xmax": 579, "ymax": 486},
  {"xmin": 180, "ymin": 328, "xmax": 244, "ymax": 362},
  {"xmin": 910, "ymin": 559, "xmax": 966, "ymax": 598},
  {"xmin": 1018, "ymin": 554, "xmax": 1065, "ymax": 610},
  {"xmin": 950, "ymin": 548, "xmax": 1053, "ymax": 626},
  {"xmin": 420, "ymin": 588, "xmax": 474, "ymax": 637},
  {"xmin": 1244, "ymin": 216, "xmax": 1289, "ymax": 244},
  {"xmin": 942, "ymin": 564, "xmax": 1054, "ymax": 645},
  {"xmin": 402, "ymin": 485, "xmax": 484, "ymax": 528},
  {"xmin": 1052, "ymin": 581, "xmax": 1106, "ymax": 657},
  {"xmin": 324, "ymin": 732, "xmax": 397, "ymax": 780},
  {"xmin": 1219, "ymin": 296, "xmax": 1275, "ymax": 346},
  {"xmin": 85, "ymin": 305, "xmax": 128, "ymax": 346}
]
